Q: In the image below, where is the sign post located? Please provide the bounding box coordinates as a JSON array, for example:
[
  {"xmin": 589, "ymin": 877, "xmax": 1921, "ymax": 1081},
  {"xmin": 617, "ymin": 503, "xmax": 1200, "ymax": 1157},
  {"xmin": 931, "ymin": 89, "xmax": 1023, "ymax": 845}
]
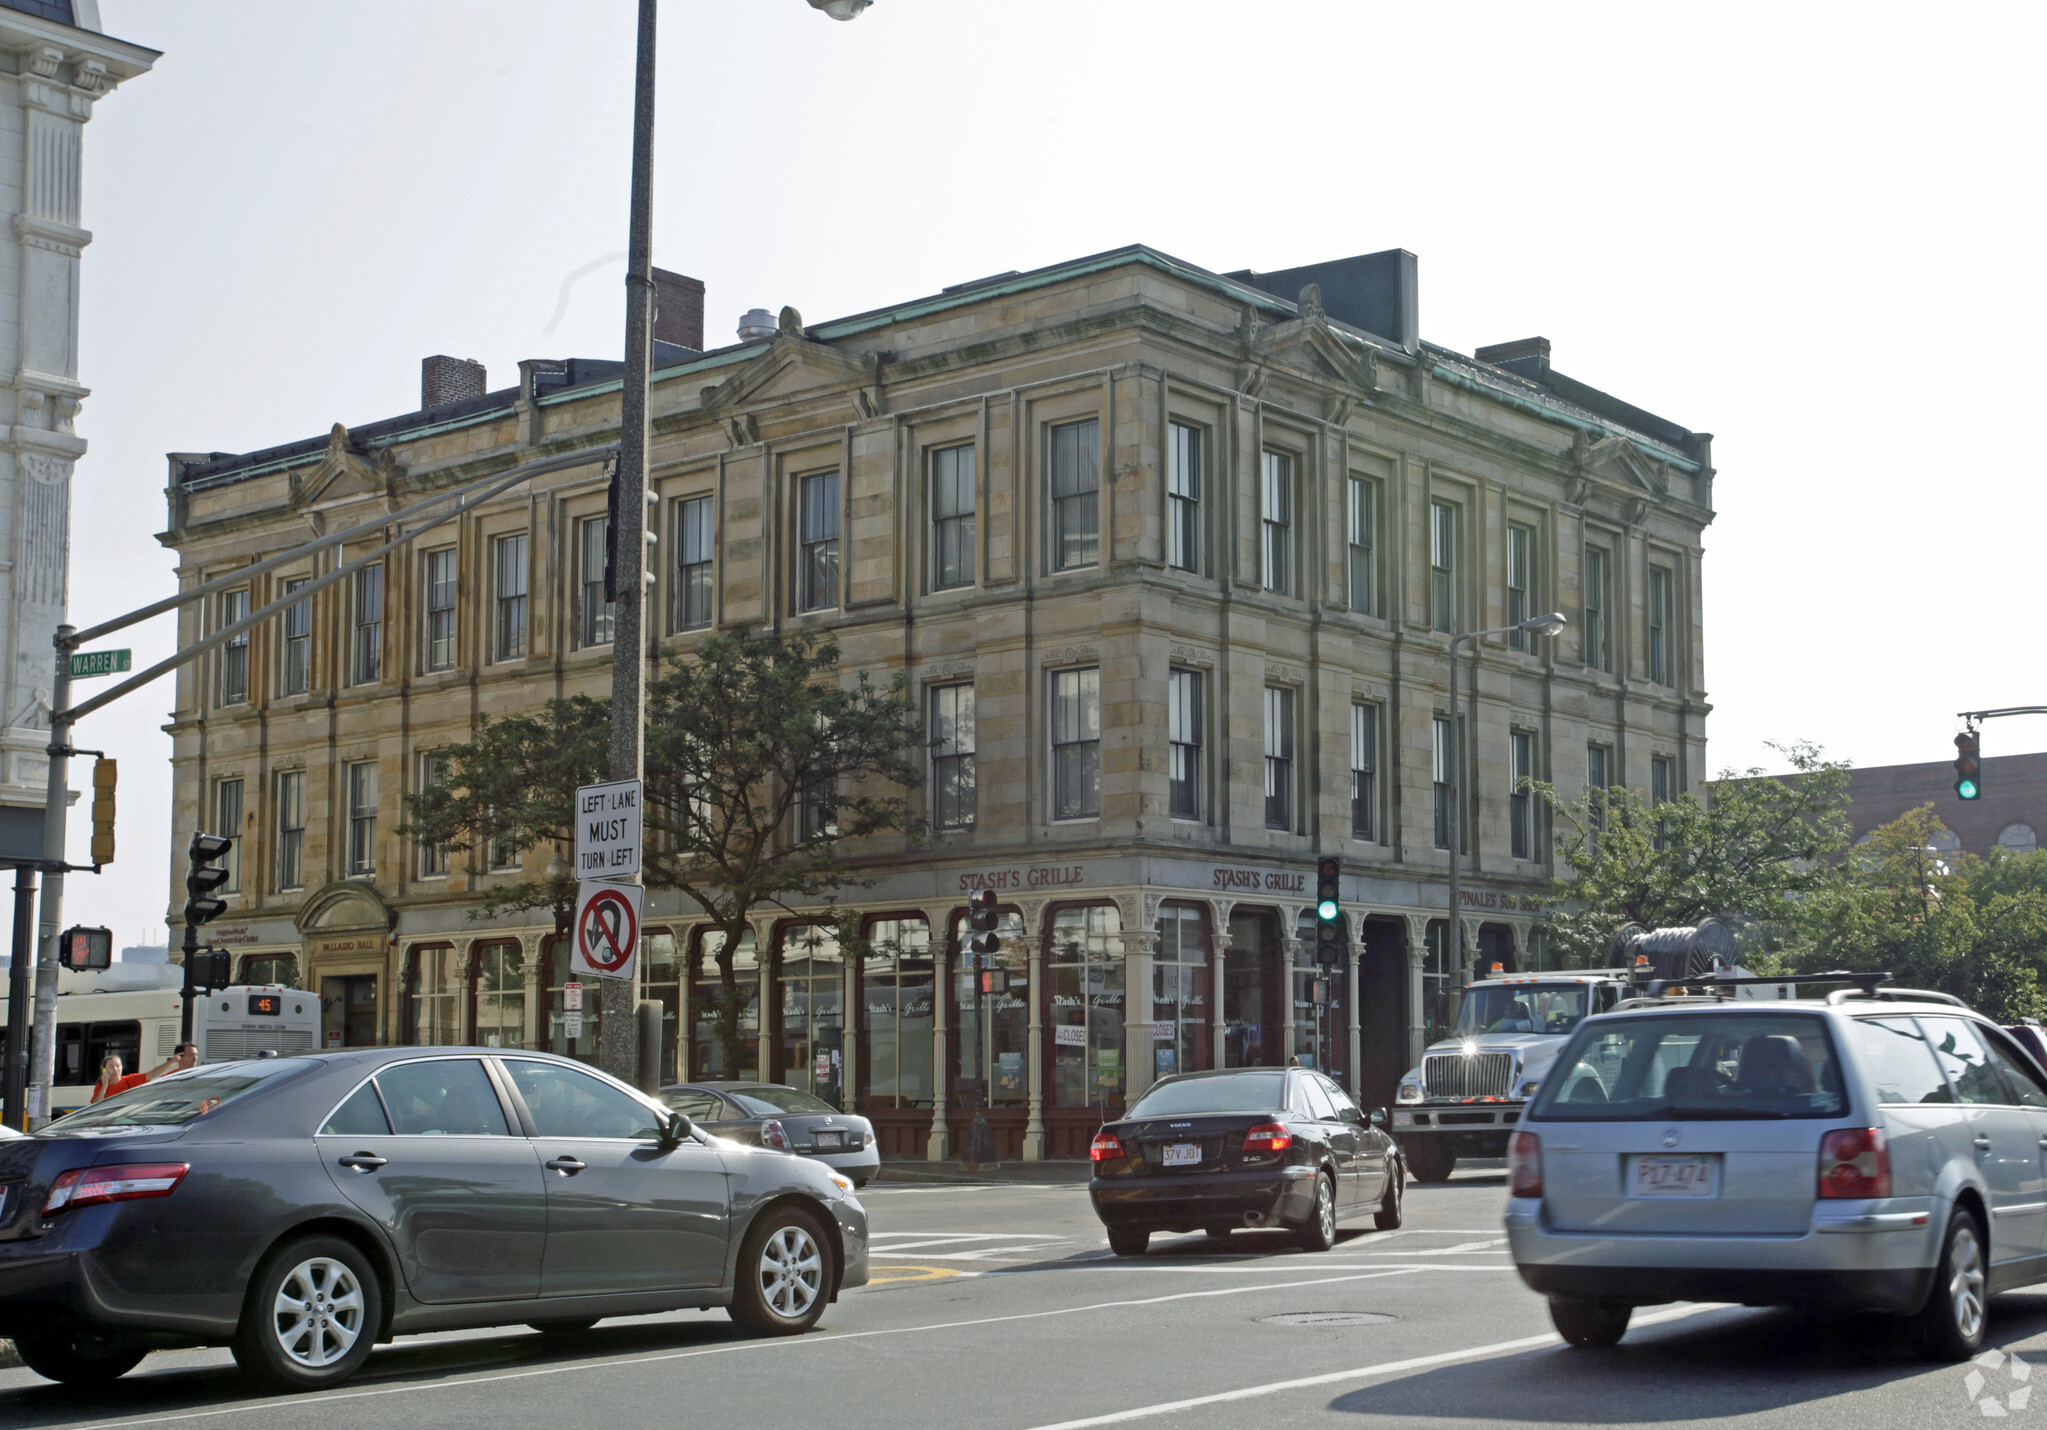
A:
[{"xmin": 572, "ymin": 880, "xmax": 643, "ymax": 983}]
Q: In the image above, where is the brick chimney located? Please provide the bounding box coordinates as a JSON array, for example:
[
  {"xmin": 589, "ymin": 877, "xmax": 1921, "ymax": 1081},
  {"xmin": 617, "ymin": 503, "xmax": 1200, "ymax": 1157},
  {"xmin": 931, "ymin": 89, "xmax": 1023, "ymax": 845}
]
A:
[
  {"xmin": 652, "ymin": 268, "xmax": 705, "ymax": 353},
  {"xmin": 422, "ymin": 355, "xmax": 487, "ymax": 409}
]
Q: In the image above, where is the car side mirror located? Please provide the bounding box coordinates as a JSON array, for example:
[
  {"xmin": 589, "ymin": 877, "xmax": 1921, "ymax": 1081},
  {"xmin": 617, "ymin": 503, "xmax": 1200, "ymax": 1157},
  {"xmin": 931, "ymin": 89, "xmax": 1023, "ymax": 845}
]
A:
[
  {"xmin": 658, "ymin": 1109, "xmax": 693, "ymax": 1148},
  {"xmin": 1367, "ymin": 1108, "xmax": 1388, "ymax": 1127}
]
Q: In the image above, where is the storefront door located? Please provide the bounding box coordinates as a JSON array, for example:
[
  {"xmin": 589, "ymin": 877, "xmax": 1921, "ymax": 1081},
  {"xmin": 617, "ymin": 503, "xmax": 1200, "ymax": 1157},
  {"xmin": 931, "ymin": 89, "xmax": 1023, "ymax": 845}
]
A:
[
  {"xmin": 321, "ymin": 974, "xmax": 379, "ymax": 1048},
  {"xmin": 1225, "ymin": 911, "xmax": 1282, "ymax": 1068}
]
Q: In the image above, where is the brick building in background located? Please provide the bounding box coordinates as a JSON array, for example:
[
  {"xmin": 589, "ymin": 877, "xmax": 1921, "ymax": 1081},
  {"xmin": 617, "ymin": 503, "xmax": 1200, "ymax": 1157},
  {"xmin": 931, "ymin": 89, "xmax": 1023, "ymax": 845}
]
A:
[{"xmin": 1844, "ymin": 752, "xmax": 2047, "ymax": 857}]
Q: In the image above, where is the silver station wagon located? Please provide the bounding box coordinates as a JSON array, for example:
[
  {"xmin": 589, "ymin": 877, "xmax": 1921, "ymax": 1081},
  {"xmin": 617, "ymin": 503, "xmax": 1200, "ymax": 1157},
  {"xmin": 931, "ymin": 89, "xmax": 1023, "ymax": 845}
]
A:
[{"xmin": 1504, "ymin": 982, "xmax": 2047, "ymax": 1359}]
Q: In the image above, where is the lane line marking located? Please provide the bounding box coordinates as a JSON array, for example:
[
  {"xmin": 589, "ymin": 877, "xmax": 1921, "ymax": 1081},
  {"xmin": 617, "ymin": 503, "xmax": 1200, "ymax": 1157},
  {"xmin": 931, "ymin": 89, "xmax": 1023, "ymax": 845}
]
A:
[
  {"xmin": 863, "ymin": 1264, "xmax": 966, "ymax": 1284},
  {"xmin": 55, "ymin": 1270, "xmax": 1422, "ymax": 1429},
  {"xmin": 1019, "ymin": 1303, "xmax": 1730, "ymax": 1430}
]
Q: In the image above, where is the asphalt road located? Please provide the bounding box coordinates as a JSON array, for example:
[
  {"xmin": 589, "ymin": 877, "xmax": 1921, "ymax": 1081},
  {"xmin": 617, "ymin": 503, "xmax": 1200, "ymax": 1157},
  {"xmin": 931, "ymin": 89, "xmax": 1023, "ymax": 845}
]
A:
[{"xmin": 2, "ymin": 1163, "xmax": 2042, "ymax": 1429}]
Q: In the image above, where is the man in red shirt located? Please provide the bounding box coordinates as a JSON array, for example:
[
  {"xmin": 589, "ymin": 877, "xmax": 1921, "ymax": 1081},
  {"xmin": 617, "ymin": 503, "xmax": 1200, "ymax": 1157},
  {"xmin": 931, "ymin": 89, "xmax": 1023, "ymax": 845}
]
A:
[{"xmin": 90, "ymin": 1043, "xmax": 197, "ymax": 1103}]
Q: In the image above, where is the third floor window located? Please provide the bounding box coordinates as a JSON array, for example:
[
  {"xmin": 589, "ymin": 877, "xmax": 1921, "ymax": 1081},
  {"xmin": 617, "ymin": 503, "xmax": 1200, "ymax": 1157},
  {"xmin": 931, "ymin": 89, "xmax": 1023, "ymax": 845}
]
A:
[
  {"xmin": 1648, "ymin": 566, "xmax": 1672, "ymax": 686},
  {"xmin": 1430, "ymin": 500, "xmax": 1456, "ymax": 634},
  {"xmin": 350, "ymin": 565, "xmax": 383, "ymax": 686},
  {"xmin": 578, "ymin": 515, "xmax": 614, "ymax": 647},
  {"xmin": 217, "ymin": 588, "xmax": 248, "ymax": 706},
  {"xmin": 798, "ymin": 470, "xmax": 840, "ymax": 612},
  {"xmin": 675, "ymin": 495, "xmax": 714, "ymax": 631},
  {"xmin": 1261, "ymin": 452, "xmax": 1291, "ymax": 594},
  {"xmin": 1585, "ymin": 546, "xmax": 1611, "ymax": 673},
  {"xmin": 1050, "ymin": 418, "xmax": 1099, "ymax": 571},
  {"xmin": 494, "ymin": 534, "xmax": 528, "ymax": 661},
  {"xmin": 1507, "ymin": 523, "xmax": 1534, "ymax": 651},
  {"xmin": 1348, "ymin": 476, "xmax": 1374, "ymax": 614},
  {"xmin": 423, "ymin": 547, "xmax": 457, "ymax": 672},
  {"xmin": 280, "ymin": 577, "xmax": 310, "ymax": 696},
  {"xmin": 1168, "ymin": 422, "xmax": 1201, "ymax": 573},
  {"xmin": 930, "ymin": 445, "xmax": 975, "ymax": 591}
]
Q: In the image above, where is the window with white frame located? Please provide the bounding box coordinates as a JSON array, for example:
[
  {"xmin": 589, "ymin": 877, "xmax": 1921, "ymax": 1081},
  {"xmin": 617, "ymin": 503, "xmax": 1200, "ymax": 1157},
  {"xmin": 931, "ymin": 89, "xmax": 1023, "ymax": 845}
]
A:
[
  {"xmin": 1585, "ymin": 546, "xmax": 1610, "ymax": 673},
  {"xmin": 1430, "ymin": 501, "xmax": 1456, "ymax": 634},
  {"xmin": 930, "ymin": 444, "xmax": 975, "ymax": 591},
  {"xmin": 1261, "ymin": 452, "xmax": 1291, "ymax": 594},
  {"xmin": 275, "ymin": 770, "xmax": 305, "ymax": 892},
  {"xmin": 347, "ymin": 760, "xmax": 378, "ymax": 876},
  {"xmin": 578, "ymin": 515, "xmax": 614, "ymax": 647},
  {"xmin": 798, "ymin": 471, "xmax": 840, "ymax": 611},
  {"xmin": 1049, "ymin": 418, "xmax": 1100, "ymax": 571},
  {"xmin": 1168, "ymin": 668, "xmax": 1201, "ymax": 820},
  {"xmin": 1648, "ymin": 566, "xmax": 1672, "ymax": 686},
  {"xmin": 1507, "ymin": 523, "xmax": 1534, "ymax": 651},
  {"xmin": 423, "ymin": 547, "xmax": 457, "ymax": 672},
  {"xmin": 1263, "ymin": 685, "xmax": 1294, "ymax": 831},
  {"xmin": 675, "ymin": 495, "xmax": 714, "ymax": 631},
  {"xmin": 214, "ymin": 778, "xmax": 243, "ymax": 892},
  {"xmin": 1350, "ymin": 703, "xmax": 1378, "ymax": 841},
  {"xmin": 1587, "ymin": 742, "xmax": 1611, "ymax": 838},
  {"xmin": 1511, "ymin": 730, "xmax": 1535, "ymax": 861},
  {"xmin": 929, "ymin": 682, "xmax": 975, "ymax": 831},
  {"xmin": 417, "ymin": 752, "xmax": 448, "ymax": 877},
  {"xmin": 1050, "ymin": 667, "xmax": 1100, "ymax": 819},
  {"xmin": 1433, "ymin": 716, "xmax": 1454, "ymax": 850},
  {"xmin": 218, "ymin": 589, "xmax": 249, "ymax": 706},
  {"xmin": 1348, "ymin": 476, "xmax": 1374, "ymax": 614},
  {"xmin": 350, "ymin": 565, "xmax": 383, "ymax": 686},
  {"xmin": 494, "ymin": 534, "xmax": 528, "ymax": 661},
  {"xmin": 1168, "ymin": 423, "xmax": 1201, "ymax": 573},
  {"xmin": 280, "ymin": 577, "xmax": 311, "ymax": 696}
]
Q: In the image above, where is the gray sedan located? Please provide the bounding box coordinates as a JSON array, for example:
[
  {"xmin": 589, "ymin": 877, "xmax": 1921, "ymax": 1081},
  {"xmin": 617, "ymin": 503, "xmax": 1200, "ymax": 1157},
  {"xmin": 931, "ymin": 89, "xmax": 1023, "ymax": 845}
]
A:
[
  {"xmin": 661, "ymin": 1082, "xmax": 881, "ymax": 1186},
  {"xmin": 0, "ymin": 1047, "xmax": 868, "ymax": 1389}
]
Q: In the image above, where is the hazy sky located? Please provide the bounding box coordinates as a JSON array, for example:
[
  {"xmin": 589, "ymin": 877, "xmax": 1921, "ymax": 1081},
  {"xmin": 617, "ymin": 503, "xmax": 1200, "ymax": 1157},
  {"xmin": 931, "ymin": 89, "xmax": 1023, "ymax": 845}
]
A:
[{"xmin": 65, "ymin": 1, "xmax": 2046, "ymax": 946}]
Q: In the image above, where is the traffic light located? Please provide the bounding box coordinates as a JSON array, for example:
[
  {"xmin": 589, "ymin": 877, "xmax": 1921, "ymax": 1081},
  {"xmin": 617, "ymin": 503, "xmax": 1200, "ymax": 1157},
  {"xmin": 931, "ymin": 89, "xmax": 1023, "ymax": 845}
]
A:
[
  {"xmin": 1955, "ymin": 730, "xmax": 1982, "ymax": 801},
  {"xmin": 90, "ymin": 757, "xmax": 116, "ymax": 866},
  {"xmin": 1314, "ymin": 856, "xmax": 1343, "ymax": 967},
  {"xmin": 966, "ymin": 889, "xmax": 1001, "ymax": 967},
  {"xmin": 185, "ymin": 949, "xmax": 231, "ymax": 991},
  {"xmin": 184, "ymin": 832, "xmax": 234, "ymax": 929},
  {"xmin": 58, "ymin": 925, "xmax": 112, "ymax": 970}
]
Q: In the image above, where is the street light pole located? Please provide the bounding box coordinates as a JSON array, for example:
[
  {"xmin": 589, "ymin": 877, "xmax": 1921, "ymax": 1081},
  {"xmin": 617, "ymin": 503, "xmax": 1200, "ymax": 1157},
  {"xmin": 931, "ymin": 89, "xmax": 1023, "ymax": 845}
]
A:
[{"xmin": 1445, "ymin": 613, "xmax": 1566, "ymax": 1024}]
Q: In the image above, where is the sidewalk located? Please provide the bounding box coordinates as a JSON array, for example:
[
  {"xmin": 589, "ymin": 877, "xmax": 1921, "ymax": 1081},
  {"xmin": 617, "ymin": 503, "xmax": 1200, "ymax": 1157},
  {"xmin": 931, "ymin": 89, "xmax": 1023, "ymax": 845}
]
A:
[{"xmin": 874, "ymin": 1157, "xmax": 1091, "ymax": 1186}]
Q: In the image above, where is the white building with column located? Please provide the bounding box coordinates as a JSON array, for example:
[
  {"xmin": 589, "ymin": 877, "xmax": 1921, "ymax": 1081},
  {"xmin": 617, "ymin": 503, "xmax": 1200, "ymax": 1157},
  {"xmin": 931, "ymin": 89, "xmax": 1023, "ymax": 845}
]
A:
[{"xmin": 0, "ymin": 2, "xmax": 153, "ymax": 821}]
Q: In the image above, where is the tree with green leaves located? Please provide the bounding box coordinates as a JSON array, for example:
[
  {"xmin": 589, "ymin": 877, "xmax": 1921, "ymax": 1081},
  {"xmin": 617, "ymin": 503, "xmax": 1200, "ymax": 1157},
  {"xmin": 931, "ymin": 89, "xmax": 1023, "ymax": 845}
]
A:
[{"xmin": 1535, "ymin": 740, "xmax": 1854, "ymax": 967}]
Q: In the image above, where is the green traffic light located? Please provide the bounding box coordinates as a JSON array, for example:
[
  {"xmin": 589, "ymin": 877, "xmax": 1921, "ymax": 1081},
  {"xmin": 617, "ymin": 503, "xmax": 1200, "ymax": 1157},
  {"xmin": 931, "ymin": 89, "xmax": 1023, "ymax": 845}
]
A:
[
  {"xmin": 1958, "ymin": 778, "xmax": 1980, "ymax": 801},
  {"xmin": 1317, "ymin": 898, "xmax": 1339, "ymax": 921}
]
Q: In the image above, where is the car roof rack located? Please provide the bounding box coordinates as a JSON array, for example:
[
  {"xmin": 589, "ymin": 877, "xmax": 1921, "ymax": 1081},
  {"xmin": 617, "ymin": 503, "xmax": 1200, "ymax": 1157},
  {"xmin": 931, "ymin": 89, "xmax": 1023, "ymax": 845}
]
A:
[
  {"xmin": 1641, "ymin": 970, "xmax": 1887, "ymax": 999},
  {"xmin": 1825, "ymin": 985, "xmax": 1968, "ymax": 1008}
]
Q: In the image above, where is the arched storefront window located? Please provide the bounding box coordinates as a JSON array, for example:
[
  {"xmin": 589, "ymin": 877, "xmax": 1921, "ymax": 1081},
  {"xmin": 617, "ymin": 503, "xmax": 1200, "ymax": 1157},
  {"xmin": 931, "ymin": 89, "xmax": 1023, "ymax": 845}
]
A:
[
  {"xmin": 471, "ymin": 942, "xmax": 525, "ymax": 1049},
  {"xmin": 642, "ymin": 930, "xmax": 681, "ymax": 1084},
  {"xmin": 543, "ymin": 937, "xmax": 597, "ymax": 1064},
  {"xmin": 1224, "ymin": 908, "xmax": 1281, "ymax": 1068},
  {"xmin": 692, "ymin": 928, "xmax": 759, "ymax": 1082},
  {"xmin": 778, "ymin": 925, "xmax": 845, "ymax": 1107},
  {"xmin": 1423, "ymin": 921, "xmax": 1452, "ymax": 1044},
  {"xmin": 1048, "ymin": 904, "xmax": 1124, "ymax": 1112},
  {"xmin": 861, "ymin": 917, "xmax": 933, "ymax": 1109},
  {"xmin": 404, "ymin": 945, "xmax": 461, "ymax": 1046},
  {"xmin": 1153, "ymin": 905, "xmax": 1209, "ymax": 1079},
  {"xmin": 239, "ymin": 952, "xmax": 298, "ymax": 988},
  {"xmin": 953, "ymin": 907, "xmax": 1027, "ymax": 1105}
]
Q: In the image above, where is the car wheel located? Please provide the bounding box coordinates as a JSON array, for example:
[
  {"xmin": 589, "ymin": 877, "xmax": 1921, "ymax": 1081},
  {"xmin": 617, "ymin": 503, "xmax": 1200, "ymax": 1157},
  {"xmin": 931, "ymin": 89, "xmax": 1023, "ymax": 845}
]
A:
[
  {"xmin": 527, "ymin": 1319, "xmax": 600, "ymax": 1338},
  {"xmin": 1404, "ymin": 1140, "xmax": 1455, "ymax": 1183},
  {"xmin": 728, "ymin": 1203, "xmax": 834, "ymax": 1336},
  {"xmin": 1915, "ymin": 1208, "xmax": 1990, "ymax": 1361},
  {"xmin": 1296, "ymin": 1172, "xmax": 1338, "ymax": 1253},
  {"xmin": 1375, "ymin": 1163, "xmax": 1405, "ymax": 1231},
  {"xmin": 853, "ymin": 1176, "xmax": 870, "ymax": 1188},
  {"xmin": 1549, "ymin": 1296, "xmax": 1631, "ymax": 1348},
  {"xmin": 11, "ymin": 1329, "xmax": 147, "ymax": 1385},
  {"xmin": 231, "ymin": 1235, "xmax": 383, "ymax": 1390},
  {"xmin": 1203, "ymin": 1224, "xmax": 1234, "ymax": 1242},
  {"xmin": 1107, "ymin": 1227, "xmax": 1150, "ymax": 1257}
]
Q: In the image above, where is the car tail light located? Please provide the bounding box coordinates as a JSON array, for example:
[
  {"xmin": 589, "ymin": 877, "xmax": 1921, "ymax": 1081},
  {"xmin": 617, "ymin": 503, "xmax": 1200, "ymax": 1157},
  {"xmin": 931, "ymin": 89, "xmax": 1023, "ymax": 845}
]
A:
[
  {"xmin": 863, "ymin": 1128, "xmax": 876, "ymax": 1149},
  {"xmin": 43, "ymin": 1163, "xmax": 190, "ymax": 1216},
  {"xmin": 1508, "ymin": 1131, "xmax": 1543, "ymax": 1198},
  {"xmin": 1090, "ymin": 1132, "xmax": 1124, "ymax": 1162},
  {"xmin": 1243, "ymin": 1122, "xmax": 1292, "ymax": 1154},
  {"xmin": 759, "ymin": 1119, "xmax": 790, "ymax": 1151},
  {"xmin": 1818, "ymin": 1127, "xmax": 1890, "ymax": 1199}
]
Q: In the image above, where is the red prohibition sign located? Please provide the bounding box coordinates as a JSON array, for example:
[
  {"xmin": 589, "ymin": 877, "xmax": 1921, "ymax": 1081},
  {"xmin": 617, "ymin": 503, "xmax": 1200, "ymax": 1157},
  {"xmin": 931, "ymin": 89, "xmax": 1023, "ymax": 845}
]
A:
[{"xmin": 577, "ymin": 887, "xmax": 639, "ymax": 973}]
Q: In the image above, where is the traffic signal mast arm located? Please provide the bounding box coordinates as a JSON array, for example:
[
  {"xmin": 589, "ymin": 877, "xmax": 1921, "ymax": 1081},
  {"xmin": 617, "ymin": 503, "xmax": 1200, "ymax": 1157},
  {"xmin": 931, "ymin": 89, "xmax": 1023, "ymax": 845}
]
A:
[{"xmin": 1951, "ymin": 707, "xmax": 2047, "ymax": 803}]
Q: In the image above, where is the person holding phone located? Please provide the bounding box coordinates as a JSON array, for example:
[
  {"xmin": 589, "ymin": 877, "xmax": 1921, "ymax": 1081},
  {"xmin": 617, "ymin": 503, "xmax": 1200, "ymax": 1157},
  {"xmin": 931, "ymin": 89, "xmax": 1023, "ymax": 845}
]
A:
[{"xmin": 90, "ymin": 1044, "xmax": 197, "ymax": 1103}]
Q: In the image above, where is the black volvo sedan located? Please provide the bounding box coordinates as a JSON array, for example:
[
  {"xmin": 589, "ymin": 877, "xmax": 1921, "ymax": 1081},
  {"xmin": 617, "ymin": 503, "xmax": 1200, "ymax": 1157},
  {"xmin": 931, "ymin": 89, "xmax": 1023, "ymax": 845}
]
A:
[
  {"xmin": 0, "ymin": 1048, "xmax": 868, "ymax": 1389},
  {"xmin": 1088, "ymin": 1067, "xmax": 1403, "ymax": 1256}
]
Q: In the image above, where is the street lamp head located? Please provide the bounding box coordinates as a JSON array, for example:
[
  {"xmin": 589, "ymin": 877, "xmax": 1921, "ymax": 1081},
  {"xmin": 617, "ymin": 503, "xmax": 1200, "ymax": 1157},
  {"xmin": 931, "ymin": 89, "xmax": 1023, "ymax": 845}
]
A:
[
  {"xmin": 808, "ymin": 0, "xmax": 872, "ymax": 18},
  {"xmin": 1520, "ymin": 612, "xmax": 1567, "ymax": 637}
]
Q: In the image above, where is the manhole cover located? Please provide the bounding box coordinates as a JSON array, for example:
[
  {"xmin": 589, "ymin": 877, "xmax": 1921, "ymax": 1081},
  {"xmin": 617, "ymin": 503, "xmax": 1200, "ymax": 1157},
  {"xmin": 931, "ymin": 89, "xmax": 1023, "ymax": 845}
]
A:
[{"xmin": 1256, "ymin": 1311, "xmax": 1399, "ymax": 1327}]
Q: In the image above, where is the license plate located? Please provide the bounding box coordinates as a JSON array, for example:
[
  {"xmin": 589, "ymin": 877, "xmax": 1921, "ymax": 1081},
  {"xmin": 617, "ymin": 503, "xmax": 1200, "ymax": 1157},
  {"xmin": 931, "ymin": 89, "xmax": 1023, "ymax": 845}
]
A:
[
  {"xmin": 1629, "ymin": 1155, "xmax": 1719, "ymax": 1198},
  {"xmin": 814, "ymin": 1131, "xmax": 845, "ymax": 1149},
  {"xmin": 1162, "ymin": 1143, "xmax": 1202, "ymax": 1167}
]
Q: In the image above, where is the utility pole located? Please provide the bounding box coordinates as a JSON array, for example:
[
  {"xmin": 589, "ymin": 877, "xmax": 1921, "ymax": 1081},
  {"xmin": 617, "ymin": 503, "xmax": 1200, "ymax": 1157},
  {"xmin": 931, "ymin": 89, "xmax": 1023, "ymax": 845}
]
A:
[{"xmin": 26, "ymin": 625, "xmax": 73, "ymax": 1126}]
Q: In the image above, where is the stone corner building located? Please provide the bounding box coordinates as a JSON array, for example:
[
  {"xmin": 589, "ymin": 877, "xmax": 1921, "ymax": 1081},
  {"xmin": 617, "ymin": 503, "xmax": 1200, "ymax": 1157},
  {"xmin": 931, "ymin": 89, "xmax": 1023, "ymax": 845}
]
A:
[{"xmin": 162, "ymin": 244, "xmax": 1714, "ymax": 1159}]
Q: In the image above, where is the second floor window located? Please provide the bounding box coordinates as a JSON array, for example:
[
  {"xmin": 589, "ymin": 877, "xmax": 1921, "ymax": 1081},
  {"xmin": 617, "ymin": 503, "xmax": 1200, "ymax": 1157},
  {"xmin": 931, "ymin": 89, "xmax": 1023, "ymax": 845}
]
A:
[
  {"xmin": 1588, "ymin": 743, "xmax": 1611, "ymax": 836},
  {"xmin": 1585, "ymin": 546, "xmax": 1610, "ymax": 673},
  {"xmin": 931, "ymin": 445, "xmax": 975, "ymax": 591},
  {"xmin": 214, "ymin": 778, "xmax": 242, "ymax": 892},
  {"xmin": 1168, "ymin": 668, "xmax": 1201, "ymax": 820},
  {"xmin": 578, "ymin": 515, "xmax": 614, "ymax": 647},
  {"xmin": 1168, "ymin": 422, "xmax": 1200, "ymax": 573},
  {"xmin": 418, "ymin": 752, "xmax": 447, "ymax": 877},
  {"xmin": 798, "ymin": 471, "xmax": 840, "ymax": 611},
  {"xmin": 351, "ymin": 565, "xmax": 383, "ymax": 686},
  {"xmin": 495, "ymin": 534, "xmax": 528, "ymax": 661},
  {"xmin": 676, "ymin": 495, "xmax": 714, "ymax": 630},
  {"xmin": 423, "ymin": 547, "xmax": 457, "ymax": 672},
  {"xmin": 930, "ymin": 682, "xmax": 975, "ymax": 831},
  {"xmin": 275, "ymin": 770, "xmax": 305, "ymax": 891},
  {"xmin": 280, "ymin": 577, "xmax": 311, "ymax": 696},
  {"xmin": 347, "ymin": 760, "xmax": 378, "ymax": 876},
  {"xmin": 1648, "ymin": 566, "xmax": 1671, "ymax": 685},
  {"xmin": 1433, "ymin": 716, "xmax": 1454, "ymax": 850},
  {"xmin": 1050, "ymin": 667, "xmax": 1100, "ymax": 820},
  {"xmin": 1348, "ymin": 476, "xmax": 1374, "ymax": 614},
  {"xmin": 1430, "ymin": 500, "xmax": 1456, "ymax": 634},
  {"xmin": 1049, "ymin": 418, "xmax": 1099, "ymax": 570},
  {"xmin": 1351, "ymin": 702, "xmax": 1378, "ymax": 841},
  {"xmin": 218, "ymin": 589, "xmax": 249, "ymax": 706},
  {"xmin": 1511, "ymin": 730, "xmax": 1535, "ymax": 860},
  {"xmin": 1264, "ymin": 685, "xmax": 1294, "ymax": 831},
  {"xmin": 1261, "ymin": 452, "xmax": 1291, "ymax": 594},
  {"xmin": 1507, "ymin": 523, "xmax": 1533, "ymax": 650},
  {"xmin": 1652, "ymin": 753, "xmax": 1675, "ymax": 851}
]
